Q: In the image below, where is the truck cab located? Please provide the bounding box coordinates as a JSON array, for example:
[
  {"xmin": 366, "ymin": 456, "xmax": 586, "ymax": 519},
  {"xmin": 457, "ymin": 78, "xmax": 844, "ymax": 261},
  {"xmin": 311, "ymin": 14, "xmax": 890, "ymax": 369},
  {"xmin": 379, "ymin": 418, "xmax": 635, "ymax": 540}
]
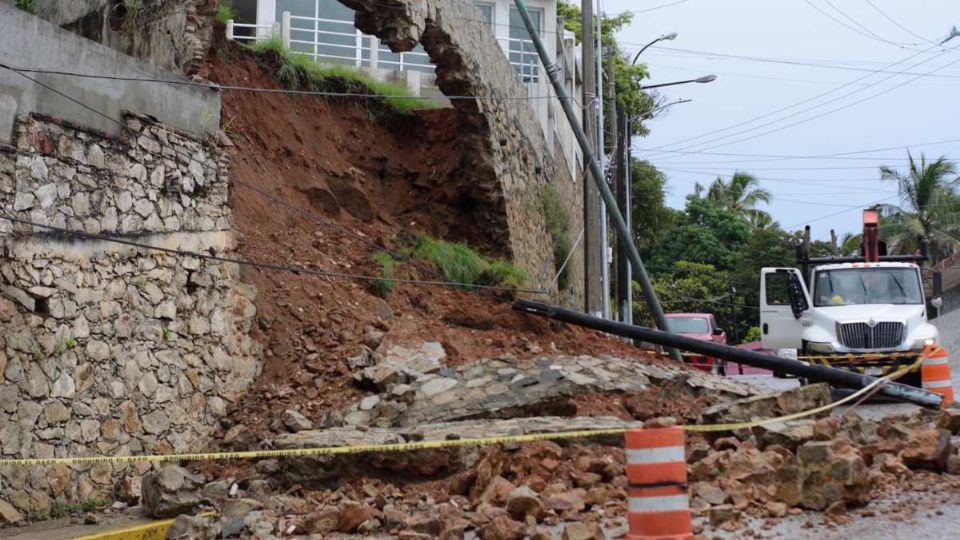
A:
[{"xmin": 759, "ymin": 209, "xmax": 941, "ymax": 381}]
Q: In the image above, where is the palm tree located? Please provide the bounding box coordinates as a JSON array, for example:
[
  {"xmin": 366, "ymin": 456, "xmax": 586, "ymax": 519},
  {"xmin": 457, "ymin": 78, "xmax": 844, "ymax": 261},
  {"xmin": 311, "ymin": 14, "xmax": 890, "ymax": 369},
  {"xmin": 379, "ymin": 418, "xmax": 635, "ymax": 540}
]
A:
[
  {"xmin": 704, "ymin": 171, "xmax": 773, "ymax": 226},
  {"xmin": 878, "ymin": 152, "xmax": 960, "ymax": 263}
]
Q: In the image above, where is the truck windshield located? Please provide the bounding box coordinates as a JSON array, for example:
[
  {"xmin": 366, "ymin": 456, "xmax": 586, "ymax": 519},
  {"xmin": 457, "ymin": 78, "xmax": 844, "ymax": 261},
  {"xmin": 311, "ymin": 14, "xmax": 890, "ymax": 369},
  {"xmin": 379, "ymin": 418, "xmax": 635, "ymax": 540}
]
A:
[
  {"xmin": 667, "ymin": 318, "xmax": 709, "ymax": 333},
  {"xmin": 813, "ymin": 268, "xmax": 923, "ymax": 306}
]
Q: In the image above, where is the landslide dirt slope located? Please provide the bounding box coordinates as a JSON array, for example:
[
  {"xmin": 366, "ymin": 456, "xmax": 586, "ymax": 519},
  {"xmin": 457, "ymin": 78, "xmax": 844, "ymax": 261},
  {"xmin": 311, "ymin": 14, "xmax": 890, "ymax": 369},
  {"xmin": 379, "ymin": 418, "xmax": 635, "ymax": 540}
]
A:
[{"xmin": 204, "ymin": 49, "xmax": 665, "ymax": 437}]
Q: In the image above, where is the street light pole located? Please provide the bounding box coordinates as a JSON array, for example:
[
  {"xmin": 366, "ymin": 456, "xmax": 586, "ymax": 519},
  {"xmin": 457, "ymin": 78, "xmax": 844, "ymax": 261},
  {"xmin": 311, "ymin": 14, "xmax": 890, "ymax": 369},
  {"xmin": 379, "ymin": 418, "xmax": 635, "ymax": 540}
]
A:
[{"xmin": 631, "ymin": 32, "xmax": 678, "ymax": 65}]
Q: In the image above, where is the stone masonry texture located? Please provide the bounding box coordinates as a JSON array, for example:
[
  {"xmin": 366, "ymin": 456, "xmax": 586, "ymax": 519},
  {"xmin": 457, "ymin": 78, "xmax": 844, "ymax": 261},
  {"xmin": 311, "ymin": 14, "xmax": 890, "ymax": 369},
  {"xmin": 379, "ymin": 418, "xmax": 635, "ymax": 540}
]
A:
[
  {"xmin": 340, "ymin": 0, "xmax": 585, "ymax": 303},
  {"xmin": 0, "ymin": 113, "xmax": 260, "ymax": 514}
]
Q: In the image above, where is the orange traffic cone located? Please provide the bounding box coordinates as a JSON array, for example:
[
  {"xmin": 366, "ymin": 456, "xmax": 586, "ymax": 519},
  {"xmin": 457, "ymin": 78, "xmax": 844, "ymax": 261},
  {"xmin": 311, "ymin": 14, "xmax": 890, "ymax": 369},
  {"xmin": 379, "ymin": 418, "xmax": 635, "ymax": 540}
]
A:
[
  {"xmin": 922, "ymin": 345, "xmax": 954, "ymax": 408},
  {"xmin": 625, "ymin": 426, "xmax": 693, "ymax": 540}
]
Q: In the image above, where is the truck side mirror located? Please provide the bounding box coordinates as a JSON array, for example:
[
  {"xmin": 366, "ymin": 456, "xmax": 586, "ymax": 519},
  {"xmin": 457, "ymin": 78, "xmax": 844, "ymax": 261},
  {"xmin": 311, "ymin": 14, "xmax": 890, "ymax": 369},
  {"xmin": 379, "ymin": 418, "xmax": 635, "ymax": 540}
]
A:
[
  {"xmin": 787, "ymin": 273, "xmax": 809, "ymax": 320},
  {"xmin": 712, "ymin": 327, "xmax": 724, "ymax": 336}
]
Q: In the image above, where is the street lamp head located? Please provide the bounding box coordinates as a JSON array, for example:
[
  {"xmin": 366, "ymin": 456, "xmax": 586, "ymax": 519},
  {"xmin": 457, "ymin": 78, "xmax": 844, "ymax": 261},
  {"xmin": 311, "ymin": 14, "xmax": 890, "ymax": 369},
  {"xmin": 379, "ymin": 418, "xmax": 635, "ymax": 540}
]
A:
[
  {"xmin": 662, "ymin": 32, "xmax": 678, "ymax": 41},
  {"xmin": 695, "ymin": 74, "xmax": 718, "ymax": 83}
]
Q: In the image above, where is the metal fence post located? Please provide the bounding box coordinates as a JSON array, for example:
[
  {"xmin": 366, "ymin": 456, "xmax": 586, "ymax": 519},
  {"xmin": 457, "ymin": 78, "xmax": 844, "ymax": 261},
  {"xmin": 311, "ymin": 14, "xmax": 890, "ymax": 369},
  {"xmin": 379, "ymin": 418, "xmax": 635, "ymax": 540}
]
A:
[
  {"xmin": 226, "ymin": 19, "xmax": 235, "ymax": 41},
  {"xmin": 281, "ymin": 11, "xmax": 291, "ymax": 49}
]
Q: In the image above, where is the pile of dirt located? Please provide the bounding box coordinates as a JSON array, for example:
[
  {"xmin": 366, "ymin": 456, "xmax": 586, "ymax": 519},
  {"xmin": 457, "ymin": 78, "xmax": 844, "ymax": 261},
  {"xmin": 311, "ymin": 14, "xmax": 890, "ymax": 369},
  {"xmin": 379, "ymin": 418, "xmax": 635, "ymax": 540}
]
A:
[{"xmin": 202, "ymin": 48, "xmax": 673, "ymax": 440}]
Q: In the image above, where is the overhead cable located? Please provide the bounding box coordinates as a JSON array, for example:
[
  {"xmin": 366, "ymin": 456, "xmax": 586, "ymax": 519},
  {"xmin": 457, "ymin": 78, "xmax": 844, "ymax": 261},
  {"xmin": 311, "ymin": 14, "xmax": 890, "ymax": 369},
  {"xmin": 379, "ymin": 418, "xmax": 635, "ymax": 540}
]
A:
[
  {"xmin": 0, "ymin": 214, "xmax": 546, "ymax": 294},
  {"xmin": 641, "ymin": 43, "xmax": 944, "ymax": 155},
  {"xmin": 0, "ymin": 63, "xmax": 543, "ymax": 295},
  {"xmin": 651, "ymin": 45, "xmax": 960, "ymax": 155},
  {"xmin": 863, "ymin": 0, "xmax": 936, "ymax": 44},
  {"xmin": 803, "ymin": 0, "xmax": 920, "ymax": 49}
]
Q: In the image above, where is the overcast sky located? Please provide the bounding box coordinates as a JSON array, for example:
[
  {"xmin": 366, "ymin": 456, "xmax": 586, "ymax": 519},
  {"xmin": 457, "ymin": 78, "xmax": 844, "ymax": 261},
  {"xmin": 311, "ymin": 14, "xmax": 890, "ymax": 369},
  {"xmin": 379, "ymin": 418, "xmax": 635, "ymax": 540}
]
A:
[{"xmin": 603, "ymin": 0, "xmax": 960, "ymax": 239}]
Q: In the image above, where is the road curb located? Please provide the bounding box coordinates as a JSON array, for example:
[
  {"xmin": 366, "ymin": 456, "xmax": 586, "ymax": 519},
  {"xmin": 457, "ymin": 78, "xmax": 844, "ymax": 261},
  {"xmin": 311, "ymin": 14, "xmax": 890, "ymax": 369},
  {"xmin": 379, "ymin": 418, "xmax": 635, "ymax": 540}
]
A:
[{"xmin": 71, "ymin": 517, "xmax": 177, "ymax": 540}]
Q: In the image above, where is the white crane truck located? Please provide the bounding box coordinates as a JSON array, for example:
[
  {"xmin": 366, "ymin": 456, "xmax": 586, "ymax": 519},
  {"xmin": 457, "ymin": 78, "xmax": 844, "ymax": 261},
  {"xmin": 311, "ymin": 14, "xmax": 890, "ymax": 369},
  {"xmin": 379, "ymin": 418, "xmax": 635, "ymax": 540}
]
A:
[{"xmin": 759, "ymin": 209, "xmax": 942, "ymax": 386}]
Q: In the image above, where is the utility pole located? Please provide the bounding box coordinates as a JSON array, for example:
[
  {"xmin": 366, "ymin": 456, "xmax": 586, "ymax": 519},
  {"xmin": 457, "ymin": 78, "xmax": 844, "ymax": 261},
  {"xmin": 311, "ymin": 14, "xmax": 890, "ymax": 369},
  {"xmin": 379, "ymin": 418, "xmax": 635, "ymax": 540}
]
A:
[
  {"xmin": 601, "ymin": 45, "xmax": 617, "ymax": 320},
  {"xmin": 596, "ymin": 3, "xmax": 609, "ymax": 320},
  {"xmin": 615, "ymin": 101, "xmax": 632, "ymax": 324},
  {"xmin": 582, "ymin": 0, "xmax": 602, "ymax": 317},
  {"xmin": 512, "ymin": 0, "xmax": 681, "ymax": 360}
]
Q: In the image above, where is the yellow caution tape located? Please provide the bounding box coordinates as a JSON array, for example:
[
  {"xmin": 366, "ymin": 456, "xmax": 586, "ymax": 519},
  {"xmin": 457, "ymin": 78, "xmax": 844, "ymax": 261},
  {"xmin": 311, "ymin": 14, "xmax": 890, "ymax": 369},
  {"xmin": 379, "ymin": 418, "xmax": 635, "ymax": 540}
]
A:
[
  {"xmin": 0, "ymin": 358, "xmax": 925, "ymax": 467},
  {"xmin": 684, "ymin": 356, "xmax": 923, "ymax": 433}
]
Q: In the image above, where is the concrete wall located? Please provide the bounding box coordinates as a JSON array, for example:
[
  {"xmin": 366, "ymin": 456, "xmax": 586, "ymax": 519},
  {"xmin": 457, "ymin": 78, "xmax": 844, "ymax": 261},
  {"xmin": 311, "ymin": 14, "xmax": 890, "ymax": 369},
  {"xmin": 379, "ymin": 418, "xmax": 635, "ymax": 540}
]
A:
[
  {"xmin": 340, "ymin": 0, "xmax": 584, "ymax": 304},
  {"xmin": 0, "ymin": 113, "xmax": 260, "ymax": 515},
  {"xmin": 0, "ymin": 3, "xmax": 219, "ymax": 144},
  {"xmin": 21, "ymin": 0, "xmax": 216, "ymax": 78}
]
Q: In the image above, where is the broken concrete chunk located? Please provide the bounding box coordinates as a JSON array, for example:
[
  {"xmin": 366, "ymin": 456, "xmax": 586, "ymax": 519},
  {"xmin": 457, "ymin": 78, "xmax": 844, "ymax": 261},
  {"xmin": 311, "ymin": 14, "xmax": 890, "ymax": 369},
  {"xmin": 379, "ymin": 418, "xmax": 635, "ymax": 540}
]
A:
[{"xmin": 776, "ymin": 383, "xmax": 831, "ymax": 415}]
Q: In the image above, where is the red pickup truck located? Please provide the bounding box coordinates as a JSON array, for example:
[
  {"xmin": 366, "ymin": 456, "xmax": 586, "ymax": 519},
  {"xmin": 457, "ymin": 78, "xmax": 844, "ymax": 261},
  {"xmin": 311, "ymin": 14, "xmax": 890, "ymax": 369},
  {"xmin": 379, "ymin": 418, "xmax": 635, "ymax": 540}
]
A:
[{"xmin": 665, "ymin": 313, "xmax": 728, "ymax": 375}]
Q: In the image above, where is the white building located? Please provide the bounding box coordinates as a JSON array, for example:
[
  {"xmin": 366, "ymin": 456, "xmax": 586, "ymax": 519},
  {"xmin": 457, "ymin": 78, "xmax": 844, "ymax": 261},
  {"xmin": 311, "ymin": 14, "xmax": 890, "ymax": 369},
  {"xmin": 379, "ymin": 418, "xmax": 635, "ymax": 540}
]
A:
[{"xmin": 229, "ymin": 0, "xmax": 583, "ymax": 180}]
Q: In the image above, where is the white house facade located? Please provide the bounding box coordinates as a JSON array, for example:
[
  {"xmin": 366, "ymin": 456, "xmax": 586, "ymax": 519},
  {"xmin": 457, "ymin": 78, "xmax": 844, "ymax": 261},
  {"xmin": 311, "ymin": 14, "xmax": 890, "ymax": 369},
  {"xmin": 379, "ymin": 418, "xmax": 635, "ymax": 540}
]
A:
[{"xmin": 228, "ymin": 0, "xmax": 583, "ymax": 181}]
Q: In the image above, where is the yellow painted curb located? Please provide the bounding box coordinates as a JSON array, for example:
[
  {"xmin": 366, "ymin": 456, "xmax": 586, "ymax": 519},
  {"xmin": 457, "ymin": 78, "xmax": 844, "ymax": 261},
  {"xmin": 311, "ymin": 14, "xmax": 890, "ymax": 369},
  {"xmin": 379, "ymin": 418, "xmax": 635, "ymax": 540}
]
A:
[
  {"xmin": 72, "ymin": 518, "xmax": 177, "ymax": 540},
  {"xmin": 72, "ymin": 513, "xmax": 215, "ymax": 540}
]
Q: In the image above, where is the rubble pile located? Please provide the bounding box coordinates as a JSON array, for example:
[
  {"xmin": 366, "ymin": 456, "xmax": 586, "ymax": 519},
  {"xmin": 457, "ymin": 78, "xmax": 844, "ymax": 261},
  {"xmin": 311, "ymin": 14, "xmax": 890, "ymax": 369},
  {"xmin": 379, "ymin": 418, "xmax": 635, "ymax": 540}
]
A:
[
  {"xmin": 147, "ymin": 404, "xmax": 960, "ymax": 539},
  {"xmin": 684, "ymin": 404, "xmax": 960, "ymax": 533}
]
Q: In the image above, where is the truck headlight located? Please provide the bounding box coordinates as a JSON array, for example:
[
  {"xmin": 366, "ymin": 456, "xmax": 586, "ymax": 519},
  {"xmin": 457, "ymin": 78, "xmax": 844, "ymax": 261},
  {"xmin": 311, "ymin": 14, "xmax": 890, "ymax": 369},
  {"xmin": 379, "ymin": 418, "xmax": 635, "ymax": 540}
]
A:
[
  {"xmin": 911, "ymin": 338, "xmax": 936, "ymax": 351},
  {"xmin": 807, "ymin": 342, "xmax": 836, "ymax": 354}
]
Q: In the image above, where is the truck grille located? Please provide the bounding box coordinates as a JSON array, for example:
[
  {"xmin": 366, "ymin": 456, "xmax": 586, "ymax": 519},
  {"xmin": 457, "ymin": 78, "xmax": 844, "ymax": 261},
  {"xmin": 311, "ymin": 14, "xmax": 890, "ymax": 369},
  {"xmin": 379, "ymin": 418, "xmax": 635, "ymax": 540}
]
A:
[{"xmin": 837, "ymin": 322, "xmax": 905, "ymax": 350}]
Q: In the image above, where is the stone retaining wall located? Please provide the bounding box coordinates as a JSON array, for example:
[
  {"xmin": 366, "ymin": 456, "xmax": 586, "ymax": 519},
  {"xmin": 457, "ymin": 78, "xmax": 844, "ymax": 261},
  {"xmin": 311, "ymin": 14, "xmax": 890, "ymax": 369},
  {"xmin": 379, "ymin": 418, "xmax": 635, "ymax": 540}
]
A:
[
  {"xmin": 0, "ymin": 114, "xmax": 259, "ymax": 516},
  {"xmin": 341, "ymin": 0, "xmax": 584, "ymax": 304}
]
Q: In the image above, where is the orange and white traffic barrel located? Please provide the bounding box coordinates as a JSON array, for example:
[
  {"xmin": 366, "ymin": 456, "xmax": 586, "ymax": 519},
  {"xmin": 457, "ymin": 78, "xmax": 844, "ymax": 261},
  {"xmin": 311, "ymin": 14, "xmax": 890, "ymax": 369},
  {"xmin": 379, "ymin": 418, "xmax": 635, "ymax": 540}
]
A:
[
  {"xmin": 624, "ymin": 426, "xmax": 693, "ymax": 540},
  {"xmin": 922, "ymin": 345, "xmax": 954, "ymax": 408}
]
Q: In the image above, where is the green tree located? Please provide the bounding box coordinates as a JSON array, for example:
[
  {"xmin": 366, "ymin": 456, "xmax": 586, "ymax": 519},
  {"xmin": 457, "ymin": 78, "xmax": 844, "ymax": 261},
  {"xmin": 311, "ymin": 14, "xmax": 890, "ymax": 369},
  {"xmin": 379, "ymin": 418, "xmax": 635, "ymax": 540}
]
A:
[
  {"xmin": 634, "ymin": 261, "xmax": 731, "ymax": 328},
  {"xmin": 878, "ymin": 152, "xmax": 960, "ymax": 263},
  {"xmin": 630, "ymin": 159, "xmax": 675, "ymax": 247},
  {"xmin": 643, "ymin": 197, "xmax": 752, "ymax": 273},
  {"xmin": 703, "ymin": 171, "xmax": 773, "ymax": 227}
]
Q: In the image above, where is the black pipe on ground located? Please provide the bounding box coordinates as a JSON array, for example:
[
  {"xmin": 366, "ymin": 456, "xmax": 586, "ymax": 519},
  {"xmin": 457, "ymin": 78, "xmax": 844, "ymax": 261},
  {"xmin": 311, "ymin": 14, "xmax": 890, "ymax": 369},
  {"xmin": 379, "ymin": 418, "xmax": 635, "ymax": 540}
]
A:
[{"xmin": 514, "ymin": 299, "xmax": 942, "ymax": 409}]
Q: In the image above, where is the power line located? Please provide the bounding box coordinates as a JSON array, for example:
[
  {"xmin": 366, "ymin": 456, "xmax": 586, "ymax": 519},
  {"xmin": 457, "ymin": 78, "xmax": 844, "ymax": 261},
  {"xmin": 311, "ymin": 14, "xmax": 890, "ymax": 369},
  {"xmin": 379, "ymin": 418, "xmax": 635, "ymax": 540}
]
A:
[
  {"xmin": 0, "ymin": 214, "xmax": 547, "ymax": 294},
  {"xmin": 803, "ymin": 0, "xmax": 920, "ymax": 49},
  {"xmin": 0, "ymin": 63, "xmax": 544, "ymax": 295},
  {"xmin": 863, "ymin": 0, "xmax": 936, "ymax": 44},
  {"xmin": 641, "ymin": 43, "xmax": 944, "ymax": 154},
  {"xmin": 635, "ymin": 137, "xmax": 960, "ymax": 162},
  {"xmin": 2, "ymin": 64, "xmax": 577, "ymax": 103},
  {"xmin": 784, "ymin": 195, "xmax": 900, "ymax": 228},
  {"xmin": 656, "ymin": 46, "xmax": 960, "ymax": 155},
  {"xmin": 632, "ymin": 0, "xmax": 692, "ymax": 13},
  {"xmin": 659, "ymin": 168, "xmax": 891, "ymax": 183},
  {"xmin": 632, "ymin": 45, "xmax": 960, "ymax": 77},
  {"xmin": 638, "ymin": 61, "xmax": 960, "ymax": 88}
]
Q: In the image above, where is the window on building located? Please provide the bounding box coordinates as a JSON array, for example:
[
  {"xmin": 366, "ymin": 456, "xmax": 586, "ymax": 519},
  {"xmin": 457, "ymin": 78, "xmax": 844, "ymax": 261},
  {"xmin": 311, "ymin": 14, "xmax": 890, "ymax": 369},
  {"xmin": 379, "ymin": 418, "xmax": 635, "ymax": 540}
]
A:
[
  {"xmin": 279, "ymin": 0, "xmax": 370, "ymax": 66},
  {"xmin": 475, "ymin": 3, "xmax": 495, "ymax": 29},
  {"xmin": 508, "ymin": 7, "xmax": 541, "ymax": 83}
]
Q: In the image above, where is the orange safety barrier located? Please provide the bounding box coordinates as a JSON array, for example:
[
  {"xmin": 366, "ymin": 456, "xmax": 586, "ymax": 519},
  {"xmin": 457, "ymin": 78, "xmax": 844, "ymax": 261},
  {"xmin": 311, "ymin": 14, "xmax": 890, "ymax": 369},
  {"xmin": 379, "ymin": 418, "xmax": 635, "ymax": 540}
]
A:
[
  {"xmin": 922, "ymin": 345, "xmax": 954, "ymax": 408},
  {"xmin": 624, "ymin": 427, "xmax": 693, "ymax": 540}
]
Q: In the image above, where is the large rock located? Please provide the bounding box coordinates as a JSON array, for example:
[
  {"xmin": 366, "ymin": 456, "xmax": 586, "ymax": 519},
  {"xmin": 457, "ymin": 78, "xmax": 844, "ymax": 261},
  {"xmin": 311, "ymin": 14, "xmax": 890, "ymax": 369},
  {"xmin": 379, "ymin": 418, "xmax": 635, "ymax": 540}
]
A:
[
  {"xmin": 478, "ymin": 515, "xmax": 525, "ymax": 540},
  {"xmin": 899, "ymin": 429, "xmax": 953, "ymax": 470},
  {"xmin": 303, "ymin": 506, "xmax": 340, "ymax": 534},
  {"xmin": 753, "ymin": 420, "xmax": 815, "ymax": 451},
  {"xmin": 562, "ymin": 522, "xmax": 604, "ymax": 540},
  {"xmin": 776, "ymin": 440, "xmax": 869, "ymax": 510},
  {"xmin": 505, "ymin": 485, "xmax": 543, "ymax": 521},
  {"xmin": 141, "ymin": 465, "xmax": 206, "ymax": 518},
  {"xmin": 0, "ymin": 499, "xmax": 23, "ymax": 524},
  {"xmin": 282, "ymin": 409, "xmax": 313, "ymax": 432},
  {"xmin": 166, "ymin": 514, "xmax": 220, "ymax": 540}
]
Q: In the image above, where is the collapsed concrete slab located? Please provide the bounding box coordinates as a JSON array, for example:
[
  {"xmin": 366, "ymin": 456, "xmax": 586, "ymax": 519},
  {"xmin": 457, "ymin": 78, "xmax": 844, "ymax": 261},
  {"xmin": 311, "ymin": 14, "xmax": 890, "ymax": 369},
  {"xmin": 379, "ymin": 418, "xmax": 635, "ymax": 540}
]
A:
[
  {"xmin": 345, "ymin": 351, "xmax": 759, "ymax": 428},
  {"xmin": 274, "ymin": 416, "xmax": 640, "ymax": 486}
]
